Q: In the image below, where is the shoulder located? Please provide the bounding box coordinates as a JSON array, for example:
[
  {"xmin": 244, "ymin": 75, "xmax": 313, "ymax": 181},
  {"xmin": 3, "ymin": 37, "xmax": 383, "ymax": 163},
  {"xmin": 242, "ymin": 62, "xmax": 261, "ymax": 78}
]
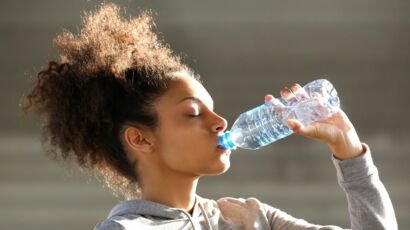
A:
[
  {"xmin": 198, "ymin": 196, "xmax": 264, "ymax": 210},
  {"xmin": 196, "ymin": 196, "xmax": 267, "ymax": 218},
  {"xmin": 204, "ymin": 197, "xmax": 276, "ymax": 229},
  {"xmin": 214, "ymin": 197, "xmax": 292, "ymax": 221},
  {"xmin": 94, "ymin": 219, "xmax": 126, "ymax": 230},
  {"xmin": 217, "ymin": 197, "xmax": 266, "ymax": 209},
  {"xmin": 213, "ymin": 196, "xmax": 272, "ymax": 217},
  {"xmin": 94, "ymin": 199, "xmax": 154, "ymax": 230},
  {"xmin": 95, "ymin": 216, "xmax": 153, "ymax": 230}
]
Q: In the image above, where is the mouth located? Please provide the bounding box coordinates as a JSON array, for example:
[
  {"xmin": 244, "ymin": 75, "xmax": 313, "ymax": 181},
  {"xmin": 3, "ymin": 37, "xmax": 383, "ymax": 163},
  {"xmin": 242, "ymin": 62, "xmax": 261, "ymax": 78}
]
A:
[
  {"xmin": 216, "ymin": 145, "xmax": 231, "ymax": 154},
  {"xmin": 216, "ymin": 133, "xmax": 233, "ymax": 153}
]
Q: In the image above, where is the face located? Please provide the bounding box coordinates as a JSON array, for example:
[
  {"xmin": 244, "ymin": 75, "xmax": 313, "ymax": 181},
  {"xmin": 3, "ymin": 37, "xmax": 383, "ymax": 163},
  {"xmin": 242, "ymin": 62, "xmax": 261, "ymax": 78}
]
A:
[{"xmin": 150, "ymin": 72, "xmax": 230, "ymax": 177}]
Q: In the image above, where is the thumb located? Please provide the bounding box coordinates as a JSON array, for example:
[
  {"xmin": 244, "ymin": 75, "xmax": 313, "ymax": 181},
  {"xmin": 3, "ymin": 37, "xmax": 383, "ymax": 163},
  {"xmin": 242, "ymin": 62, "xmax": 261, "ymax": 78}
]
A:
[
  {"xmin": 285, "ymin": 119, "xmax": 320, "ymax": 139},
  {"xmin": 286, "ymin": 118, "xmax": 329, "ymax": 143},
  {"xmin": 284, "ymin": 119, "xmax": 303, "ymax": 133}
]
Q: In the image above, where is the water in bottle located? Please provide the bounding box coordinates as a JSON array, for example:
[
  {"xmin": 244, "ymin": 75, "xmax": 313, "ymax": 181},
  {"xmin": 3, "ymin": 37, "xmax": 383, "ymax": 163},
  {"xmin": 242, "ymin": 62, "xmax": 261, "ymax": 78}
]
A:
[{"xmin": 218, "ymin": 79, "xmax": 340, "ymax": 150}]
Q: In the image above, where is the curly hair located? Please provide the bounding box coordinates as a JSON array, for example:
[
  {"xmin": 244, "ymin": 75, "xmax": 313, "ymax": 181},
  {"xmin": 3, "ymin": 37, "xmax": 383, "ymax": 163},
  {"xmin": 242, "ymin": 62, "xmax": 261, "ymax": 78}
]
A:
[{"xmin": 22, "ymin": 3, "xmax": 197, "ymax": 199}]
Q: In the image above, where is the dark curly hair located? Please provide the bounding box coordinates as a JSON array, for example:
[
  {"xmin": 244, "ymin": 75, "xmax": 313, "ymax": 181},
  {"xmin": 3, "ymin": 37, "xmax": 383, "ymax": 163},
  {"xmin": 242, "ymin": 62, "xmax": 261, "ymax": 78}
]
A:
[{"xmin": 22, "ymin": 3, "xmax": 197, "ymax": 198}]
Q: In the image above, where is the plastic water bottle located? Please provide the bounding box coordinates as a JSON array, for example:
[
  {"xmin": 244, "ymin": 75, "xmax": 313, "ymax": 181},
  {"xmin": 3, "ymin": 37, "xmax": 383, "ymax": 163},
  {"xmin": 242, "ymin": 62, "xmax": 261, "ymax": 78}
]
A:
[{"xmin": 218, "ymin": 79, "xmax": 340, "ymax": 150}]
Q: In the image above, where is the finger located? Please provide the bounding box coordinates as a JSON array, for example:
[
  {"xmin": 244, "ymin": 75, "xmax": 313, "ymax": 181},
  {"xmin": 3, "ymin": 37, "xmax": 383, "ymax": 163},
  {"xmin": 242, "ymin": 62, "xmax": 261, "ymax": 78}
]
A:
[
  {"xmin": 290, "ymin": 83, "xmax": 302, "ymax": 92},
  {"xmin": 281, "ymin": 86, "xmax": 303, "ymax": 105},
  {"xmin": 264, "ymin": 94, "xmax": 274, "ymax": 103},
  {"xmin": 290, "ymin": 83, "xmax": 309, "ymax": 100},
  {"xmin": 280, "ymin": 87, "xmax": 293, "ymax": 100},
  {"xmin": 285, "ymin": 119, "xmax": 323, "ymax": 142},
  {"xmin": 265, "ymin": 94, "xmax": 285, "ymax": 107},
  {"xmin": 284, "ymin": 119, "xmax": 303, "ymax": 133}
]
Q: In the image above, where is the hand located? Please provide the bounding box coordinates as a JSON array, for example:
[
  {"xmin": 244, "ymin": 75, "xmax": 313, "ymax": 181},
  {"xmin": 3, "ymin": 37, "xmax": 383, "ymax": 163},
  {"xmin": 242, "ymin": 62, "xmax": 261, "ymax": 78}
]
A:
[{"xmin": 264, "ymin": 83, "xmax": 365, "ymax": 160}]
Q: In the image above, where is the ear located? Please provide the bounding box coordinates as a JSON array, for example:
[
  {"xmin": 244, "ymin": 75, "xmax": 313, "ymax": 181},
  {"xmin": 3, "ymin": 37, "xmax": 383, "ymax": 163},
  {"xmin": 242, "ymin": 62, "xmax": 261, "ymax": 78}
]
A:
[{"xmin": 123, "ymin": 126, "xmax": 155, "ymax": 155}]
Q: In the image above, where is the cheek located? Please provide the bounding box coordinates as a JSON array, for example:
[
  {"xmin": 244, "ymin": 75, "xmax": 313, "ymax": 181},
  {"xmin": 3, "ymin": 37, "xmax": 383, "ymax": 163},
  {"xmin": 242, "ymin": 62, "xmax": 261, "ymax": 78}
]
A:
[
  {"xmin": 159, "ymin": 119, "xmax": 208, "ymax": 152},
  {"xmin": 155, "ymin": 126, "xmax": 203, "ymax": 168},
  {"xmin": 165, "ymin": 131, "xmax": 229, "ymax": 174},
  {"xmin": 154, "ymin": 119, "xmax": 227, "ymax": 174}
]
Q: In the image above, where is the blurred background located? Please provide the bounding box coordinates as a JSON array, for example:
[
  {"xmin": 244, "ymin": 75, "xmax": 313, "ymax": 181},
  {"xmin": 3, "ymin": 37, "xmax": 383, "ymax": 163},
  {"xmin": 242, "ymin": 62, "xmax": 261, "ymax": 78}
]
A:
[{"xmin": 1, "ymin": 0, "xmax": 409, "ymax": 229}]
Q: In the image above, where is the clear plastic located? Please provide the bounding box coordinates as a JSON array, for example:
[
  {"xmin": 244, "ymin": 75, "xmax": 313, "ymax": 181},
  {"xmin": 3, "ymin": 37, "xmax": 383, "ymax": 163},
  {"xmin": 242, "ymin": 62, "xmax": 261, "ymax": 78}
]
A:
[{"xmin": 218, "ymin": 79, "xmax": 340, "ymax": 150}]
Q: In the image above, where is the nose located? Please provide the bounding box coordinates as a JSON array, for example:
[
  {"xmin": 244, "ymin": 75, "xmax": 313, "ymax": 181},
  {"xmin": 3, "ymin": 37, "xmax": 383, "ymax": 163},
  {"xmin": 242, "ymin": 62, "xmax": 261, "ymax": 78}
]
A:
[{"xmin": 211, "ymin": 113, "xmax": 228, "ymax": 133}]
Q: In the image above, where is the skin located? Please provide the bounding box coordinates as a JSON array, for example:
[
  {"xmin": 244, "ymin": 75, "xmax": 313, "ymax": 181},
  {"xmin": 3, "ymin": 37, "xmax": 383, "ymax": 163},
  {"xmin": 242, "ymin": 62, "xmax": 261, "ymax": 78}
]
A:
[{"xmin": 123, "ymin": 73, "xmax": 364, "ymax": 214}]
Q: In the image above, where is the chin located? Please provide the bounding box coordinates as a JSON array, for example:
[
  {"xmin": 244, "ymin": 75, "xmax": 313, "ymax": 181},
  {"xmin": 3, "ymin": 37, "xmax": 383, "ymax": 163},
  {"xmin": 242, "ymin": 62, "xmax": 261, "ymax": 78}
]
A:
[
  {"xmin": 218, "ymin": 163, "xmax": 230, "ymax": 175},
  {"xmin": 209, "ymin": 156, "xmax": 231, "ymax": 175}
]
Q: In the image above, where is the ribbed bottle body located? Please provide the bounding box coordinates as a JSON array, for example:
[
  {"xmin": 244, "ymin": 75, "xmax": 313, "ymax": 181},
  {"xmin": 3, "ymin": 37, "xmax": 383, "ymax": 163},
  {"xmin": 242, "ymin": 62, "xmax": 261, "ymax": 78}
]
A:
[{"xmin": 218, "ymin": 79, "xmax": 340, "ymax": 150}]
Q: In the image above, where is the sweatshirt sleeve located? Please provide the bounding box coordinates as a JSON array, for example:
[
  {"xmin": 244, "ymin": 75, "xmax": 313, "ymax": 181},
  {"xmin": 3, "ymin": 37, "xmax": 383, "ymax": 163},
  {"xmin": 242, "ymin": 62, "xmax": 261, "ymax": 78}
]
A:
[
  {"xmin": 265, "ymin": 143, "xmax": 397, "ymax": 230},
  {"xmin": 332, "ymin": 143, "xmax": 397, "ymax": 229}
]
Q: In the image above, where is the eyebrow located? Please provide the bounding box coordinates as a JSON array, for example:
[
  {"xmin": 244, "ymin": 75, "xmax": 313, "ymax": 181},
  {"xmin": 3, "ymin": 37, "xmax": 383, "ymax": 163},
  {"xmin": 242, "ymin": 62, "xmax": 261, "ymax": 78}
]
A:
[{"xmin": 177, "ymin": 96, "xmax": 214, "ymax": 106}]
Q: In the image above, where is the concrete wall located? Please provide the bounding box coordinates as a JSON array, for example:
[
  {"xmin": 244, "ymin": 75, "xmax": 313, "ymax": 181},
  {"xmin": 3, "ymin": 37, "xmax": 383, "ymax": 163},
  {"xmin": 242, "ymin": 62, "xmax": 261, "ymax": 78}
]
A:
[{"xmin": 1, "ymin": 0, "xmax": 409, "ymax": 228}]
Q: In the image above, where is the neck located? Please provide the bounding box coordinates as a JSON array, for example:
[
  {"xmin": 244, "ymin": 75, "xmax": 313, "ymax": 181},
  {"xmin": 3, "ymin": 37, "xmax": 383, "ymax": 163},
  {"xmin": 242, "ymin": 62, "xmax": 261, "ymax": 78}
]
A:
[{"xmin": 140, "ymin": 165, "xmax": 199, "ymax": 213}]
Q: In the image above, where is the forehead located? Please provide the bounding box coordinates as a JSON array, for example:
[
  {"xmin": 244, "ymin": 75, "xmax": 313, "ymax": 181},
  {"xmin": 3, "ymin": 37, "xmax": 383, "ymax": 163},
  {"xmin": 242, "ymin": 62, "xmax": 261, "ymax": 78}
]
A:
[{"xmin": 158, "ymin": 72, "xmax": 213, "ymax": 106}]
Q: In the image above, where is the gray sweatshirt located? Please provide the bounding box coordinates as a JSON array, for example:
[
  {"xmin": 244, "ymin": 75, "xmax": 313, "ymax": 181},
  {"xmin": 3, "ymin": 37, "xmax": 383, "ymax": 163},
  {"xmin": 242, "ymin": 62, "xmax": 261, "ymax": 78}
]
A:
[{"xmin": 94, "ymin": 144, "xmax": 397, "ymax": 229}]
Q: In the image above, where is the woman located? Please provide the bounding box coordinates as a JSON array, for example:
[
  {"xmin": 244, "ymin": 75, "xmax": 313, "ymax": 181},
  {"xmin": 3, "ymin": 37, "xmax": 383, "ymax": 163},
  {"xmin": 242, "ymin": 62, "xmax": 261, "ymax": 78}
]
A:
[{"xmin": 23, "ymin": 3, "xmax": 397, "ymax": 230}]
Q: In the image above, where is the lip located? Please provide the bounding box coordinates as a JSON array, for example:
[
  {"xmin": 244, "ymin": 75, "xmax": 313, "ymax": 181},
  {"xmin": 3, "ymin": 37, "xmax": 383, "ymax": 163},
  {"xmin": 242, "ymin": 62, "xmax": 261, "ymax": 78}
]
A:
[
  {"xmin": 216, "ymin": 134, "xmax": 231, "ymax": 154},
  {"xmin": 216, "ymin": 145, "xmax": 231, "ymax": 154}
]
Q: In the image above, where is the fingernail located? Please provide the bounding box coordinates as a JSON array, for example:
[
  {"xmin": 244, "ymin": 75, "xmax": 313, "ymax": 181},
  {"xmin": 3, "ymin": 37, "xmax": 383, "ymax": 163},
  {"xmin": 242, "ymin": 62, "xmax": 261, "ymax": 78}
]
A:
[
  {"xmin": 281, "ymin": 88, "xmax": 290, "ymax": 97},
  {"xmin": 292, "ymin": 83, "xmax": 301, "ymax": 88}
]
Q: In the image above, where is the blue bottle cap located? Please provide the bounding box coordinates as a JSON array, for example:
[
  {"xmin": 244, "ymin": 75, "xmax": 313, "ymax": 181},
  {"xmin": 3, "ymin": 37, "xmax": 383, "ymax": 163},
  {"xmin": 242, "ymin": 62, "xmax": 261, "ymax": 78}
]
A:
[{"xmin": 218, "ymin": 131, "xmax": 237, "ymax": 150}]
